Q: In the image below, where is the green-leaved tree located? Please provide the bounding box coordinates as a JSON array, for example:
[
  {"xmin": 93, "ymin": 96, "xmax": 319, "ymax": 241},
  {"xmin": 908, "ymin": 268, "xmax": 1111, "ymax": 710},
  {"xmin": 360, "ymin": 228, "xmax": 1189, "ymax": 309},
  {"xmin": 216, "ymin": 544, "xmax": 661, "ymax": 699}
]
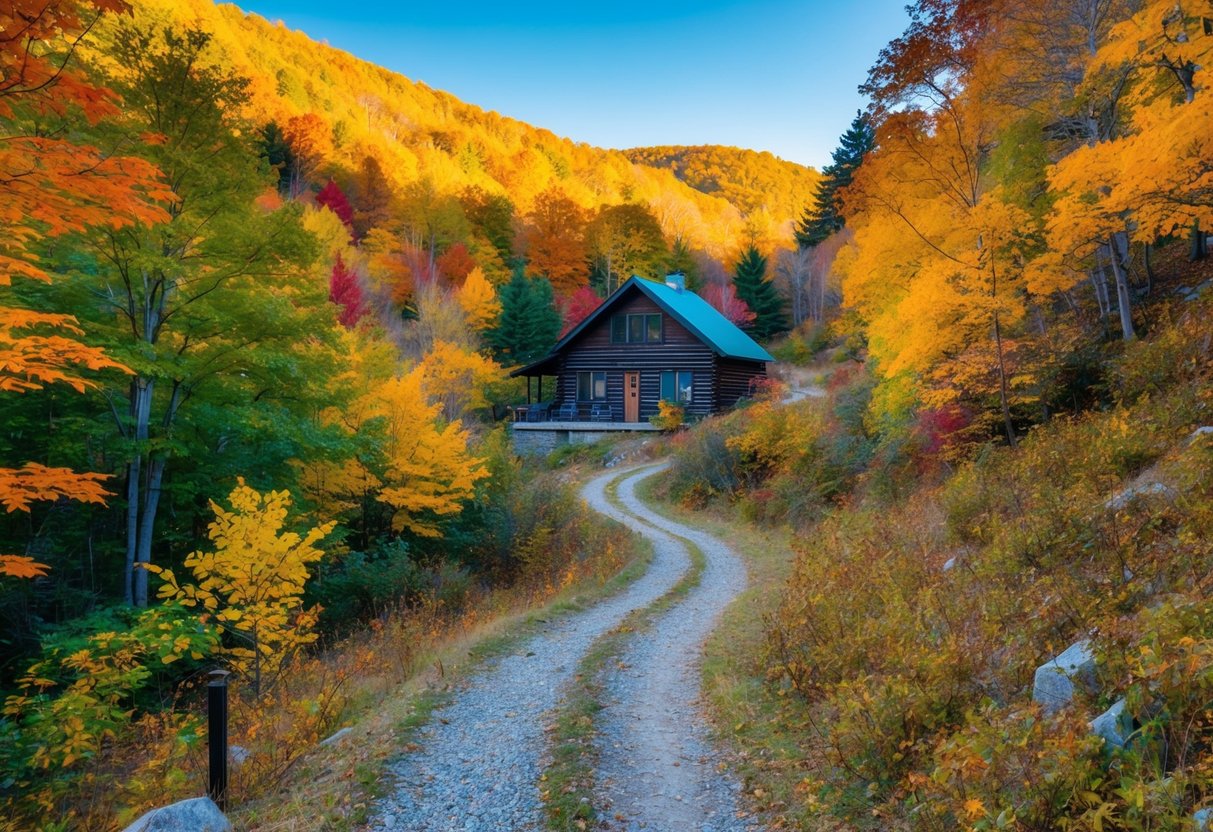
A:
[
  {"xmin": 795, "ymin": 112, "xmax": 875, "ymax": 249},
  {"xmin": 490, "ymin": 269, "xmax": 562, "ymax": 366},
  {"xmin": 732, "ymin": 246, "xmax": 788, "ymax": 340}
]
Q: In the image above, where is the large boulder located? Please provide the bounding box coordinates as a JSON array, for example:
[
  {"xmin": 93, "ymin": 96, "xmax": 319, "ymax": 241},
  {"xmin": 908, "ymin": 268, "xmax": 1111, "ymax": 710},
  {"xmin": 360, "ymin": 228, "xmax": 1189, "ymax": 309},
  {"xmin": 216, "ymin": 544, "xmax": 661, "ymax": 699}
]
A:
[
  {"xmin": 319, "ymin": 726, "xmax": 353, "ymax": 747},
  {"xmin": 1033, "ymin": 640, "xmax": 1097, "ymax": 715},
  {"xmin": 122, "ymin": 797, "xmax": 231, "ymax": 832},
  {"xmin": 1089, "ymin": 698, "xmax": 1133, "ymax": 749},
  {"xmin": 1106, "ymin": 482, "xmax": 1174, "ymax": 511}
]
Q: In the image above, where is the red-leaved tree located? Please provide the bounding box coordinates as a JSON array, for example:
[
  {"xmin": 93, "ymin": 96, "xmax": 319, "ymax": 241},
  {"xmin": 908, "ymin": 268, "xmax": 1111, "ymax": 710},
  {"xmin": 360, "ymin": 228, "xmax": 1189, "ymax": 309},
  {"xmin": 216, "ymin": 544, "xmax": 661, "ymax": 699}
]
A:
[
  {"xmin": 560, "ymin": 286, "xmax": 602, "ymax": 336},
  {"xmin": 329, "ymin": 254, "xmax": 365, "ymax": 327},
  {"xmin": 316, "ymin": 179, "xmax": 354, "ymax": 234},
  {"xmin": 702, "ymin": 283, "xmax": 755, "ymax": 327}
]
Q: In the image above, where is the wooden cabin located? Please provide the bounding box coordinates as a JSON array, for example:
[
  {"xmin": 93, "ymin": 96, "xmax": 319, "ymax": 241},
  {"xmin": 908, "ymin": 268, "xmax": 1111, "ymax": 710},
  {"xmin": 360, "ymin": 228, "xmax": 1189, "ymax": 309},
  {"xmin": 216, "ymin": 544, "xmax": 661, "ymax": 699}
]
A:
[{"xmin": 511, "ymin": 274, "xmax": 773, "ymax": 426}]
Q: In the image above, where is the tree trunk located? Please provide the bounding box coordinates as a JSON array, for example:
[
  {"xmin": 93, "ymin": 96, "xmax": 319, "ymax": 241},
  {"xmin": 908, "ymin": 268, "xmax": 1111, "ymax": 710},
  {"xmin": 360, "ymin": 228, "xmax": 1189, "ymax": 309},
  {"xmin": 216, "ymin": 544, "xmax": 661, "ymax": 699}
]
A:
[
  {"xmin": 988, "ymin": 257, "xmax": 1017, "ymax": 448},
  {"xmin": 133, "ymin": 455, "xmax": 166, "ymax": 608},
  {"xmin": 992, "ymin": 311, "xmax": 1017, "ymax": 448},
  {"xmin": 1107, "ymin": 236, "xmax": 1136, "ymax": 340},
  {"xmin": 1143, "ymin": 241, "xmax": 1154, "ymax": 294},
  {"xmin": 1089, "ymin": 252, "xmax": 1110, "ymax": 318},
  {"xmin": 1190, "ymin": 220, "xmax": 1208, "ymax": 262},
  {"xmin": 123, "ymin": 454, "xmax": 141, "ymax": 605},
  {"xmin": 124, "ymin": 377, "xmax": 154, "ymax": 605}
]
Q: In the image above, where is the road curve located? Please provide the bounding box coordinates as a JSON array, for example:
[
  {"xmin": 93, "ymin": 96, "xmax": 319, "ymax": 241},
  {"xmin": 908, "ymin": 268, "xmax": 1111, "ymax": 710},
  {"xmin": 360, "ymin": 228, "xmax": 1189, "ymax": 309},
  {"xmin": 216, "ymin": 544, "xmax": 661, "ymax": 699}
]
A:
[
  {"xmin": 369, "ymin": 464, "xmax": 691, "ymax": 831},
  {"xmin": 591, "ymin": 464, "xmax": 757, "ymax": 831}
]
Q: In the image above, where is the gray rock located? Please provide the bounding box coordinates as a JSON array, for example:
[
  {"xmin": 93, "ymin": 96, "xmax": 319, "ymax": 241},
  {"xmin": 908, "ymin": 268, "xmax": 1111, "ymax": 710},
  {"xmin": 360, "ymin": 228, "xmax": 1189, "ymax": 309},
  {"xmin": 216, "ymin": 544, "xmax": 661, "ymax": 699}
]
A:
[
  {"xmin": 1089, "ymin": 698, "xmax": 1133, "ymax": 748},
  {"xmin": 1194, "ymin": 808, "xmax": 1212, "ymax": 830},
  {"xmin": 1033, "ymin": 640, "xmax": 1097, "ymax": 715},
  {"xmin": 122, "ymin": 797, "xmax": 230, "ymax": 832},
  {"xmin": 1106, "ymin": 482, "xmax": 1174, "ymax": 511},
  {"xmin": 319, "ymin": 726, "xmax": 353, "ymax": 746},
  {"xmin": 229, "ymin": 744, "xmax": 250, "ymax": 765},
  {"xmin": 942, "ymin": 557, "xmax": 957, "ymax": 572},
  {"xmin": 1190, "ymin": 426, "xmax": 1213, "ymax": 444}
]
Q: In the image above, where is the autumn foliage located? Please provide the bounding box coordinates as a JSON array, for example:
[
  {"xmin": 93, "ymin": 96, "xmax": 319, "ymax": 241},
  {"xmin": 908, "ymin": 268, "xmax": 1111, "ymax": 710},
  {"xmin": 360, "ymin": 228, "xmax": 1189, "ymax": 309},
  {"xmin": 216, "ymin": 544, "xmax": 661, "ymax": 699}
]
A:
[
  {"xmin": 147, "ymin": 480, "xmax": 335, "ymax": 690},
  {"xmin": 0, "ymin": 0, "xmax": 169, "ymax": 580}
]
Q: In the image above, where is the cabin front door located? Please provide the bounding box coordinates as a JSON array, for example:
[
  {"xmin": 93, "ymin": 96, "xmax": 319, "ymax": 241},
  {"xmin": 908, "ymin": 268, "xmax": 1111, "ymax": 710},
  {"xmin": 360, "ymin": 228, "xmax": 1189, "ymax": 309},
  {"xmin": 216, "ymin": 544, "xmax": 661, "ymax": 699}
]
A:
[{"xmin": 624, "ymin": 371, "xmax": 640, "ymax": 422}]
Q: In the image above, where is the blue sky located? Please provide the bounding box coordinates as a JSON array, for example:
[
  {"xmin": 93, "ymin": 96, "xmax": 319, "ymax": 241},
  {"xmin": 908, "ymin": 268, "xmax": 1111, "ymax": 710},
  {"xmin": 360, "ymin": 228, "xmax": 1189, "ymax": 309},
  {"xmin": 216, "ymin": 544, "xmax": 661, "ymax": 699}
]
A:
[{"xmin": 233, "ymin": 1, "xmax": 908, "ymax": 170}]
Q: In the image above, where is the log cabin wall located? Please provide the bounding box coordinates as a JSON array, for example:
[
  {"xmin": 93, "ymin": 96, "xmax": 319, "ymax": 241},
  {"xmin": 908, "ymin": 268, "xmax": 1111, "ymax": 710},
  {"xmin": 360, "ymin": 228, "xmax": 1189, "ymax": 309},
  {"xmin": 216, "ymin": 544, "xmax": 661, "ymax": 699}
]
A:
[
  {"xmin": 715, "ymin": 356, "xmax": 768, "ymax": 410},
  {"xmin": 553, "ymin": 291, "xmax": 718, "ymax": 421}
]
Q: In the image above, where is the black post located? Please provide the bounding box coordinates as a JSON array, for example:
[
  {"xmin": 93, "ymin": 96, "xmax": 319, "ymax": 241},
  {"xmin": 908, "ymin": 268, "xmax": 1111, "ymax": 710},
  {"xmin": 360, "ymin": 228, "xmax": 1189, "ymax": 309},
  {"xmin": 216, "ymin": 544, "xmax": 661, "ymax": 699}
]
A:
[{"xmin": 207, "ymin": 669, "xmax": 230, "ymax": 810}]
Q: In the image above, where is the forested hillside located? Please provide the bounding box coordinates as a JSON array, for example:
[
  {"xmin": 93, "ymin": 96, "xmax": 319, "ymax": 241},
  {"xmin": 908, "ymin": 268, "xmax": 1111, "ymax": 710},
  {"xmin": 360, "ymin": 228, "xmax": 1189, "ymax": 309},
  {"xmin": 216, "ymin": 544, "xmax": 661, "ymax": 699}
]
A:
[
  {"xmin": 623, "ymin": 145, "xmax": 820, "ymax": 238},
  {"xmin": 128, "ymin": 0, "xmax": 795, "ymax": 257}
]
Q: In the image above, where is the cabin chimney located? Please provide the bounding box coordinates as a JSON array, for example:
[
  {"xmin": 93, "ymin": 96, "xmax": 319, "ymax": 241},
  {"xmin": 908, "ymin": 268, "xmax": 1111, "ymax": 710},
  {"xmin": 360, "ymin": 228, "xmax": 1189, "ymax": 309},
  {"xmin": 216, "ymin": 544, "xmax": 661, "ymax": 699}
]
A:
[{"xmin": 664, "ymin": 272, "xmax": 685, "ymax": 292}]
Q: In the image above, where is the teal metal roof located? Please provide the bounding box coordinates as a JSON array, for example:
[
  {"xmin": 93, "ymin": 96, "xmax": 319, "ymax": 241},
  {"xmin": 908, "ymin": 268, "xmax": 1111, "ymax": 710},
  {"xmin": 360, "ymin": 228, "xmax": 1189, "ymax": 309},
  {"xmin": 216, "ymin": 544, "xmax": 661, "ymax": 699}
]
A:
[{"xmin": 630, "ymin": 276, "xmax": 774, "ymax": 362}]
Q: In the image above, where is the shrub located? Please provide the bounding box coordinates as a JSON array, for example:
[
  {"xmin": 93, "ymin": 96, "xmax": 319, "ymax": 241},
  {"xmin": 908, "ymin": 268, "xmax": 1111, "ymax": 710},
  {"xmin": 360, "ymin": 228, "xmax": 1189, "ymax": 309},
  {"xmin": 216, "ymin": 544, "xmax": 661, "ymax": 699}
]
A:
[
  {"xmin": 759, "ymin": 339, "xmax": 1213, "ymax": 828},
  {"xmin": 649, "ymin": 400, "xmax": 685, "ymax": 430},
  {"xmin": 309, "ymin": 540, "xmax": 425, "ymax": 633},
  {"xmin": 663, "ymin": 417, "xmax": 742, "ymax": 506}
]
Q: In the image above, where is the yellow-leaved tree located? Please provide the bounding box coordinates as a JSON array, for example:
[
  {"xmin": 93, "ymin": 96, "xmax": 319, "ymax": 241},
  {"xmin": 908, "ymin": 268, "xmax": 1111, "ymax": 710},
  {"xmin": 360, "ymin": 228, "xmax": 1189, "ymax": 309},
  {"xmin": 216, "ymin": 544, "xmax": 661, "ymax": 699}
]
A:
[
  {"xmin": 147, "ymin": 480, "xmax": 334, "ymax": 693},
  {"xmin": 419, "ymin": 339, "xmax": 505, "ymax": 421},
  {"xmin": 370, "ymin": 367, "xmax": 487, "ymax": 537},
  {"xmin": 457, "ymin": 266, "xmax": 502, "ymax": 331}
]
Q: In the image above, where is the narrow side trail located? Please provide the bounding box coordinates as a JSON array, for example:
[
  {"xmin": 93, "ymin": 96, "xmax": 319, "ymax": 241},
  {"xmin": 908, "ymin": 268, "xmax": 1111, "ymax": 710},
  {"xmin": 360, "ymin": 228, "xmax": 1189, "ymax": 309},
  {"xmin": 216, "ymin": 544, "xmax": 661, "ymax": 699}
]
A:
[
  {"xmin": 369, "ymin": 464, "xmax": 689, "ymax": 831},
  {"xmin": 593, "ymin": 465, "xmax": 757, "ymax": 831}
]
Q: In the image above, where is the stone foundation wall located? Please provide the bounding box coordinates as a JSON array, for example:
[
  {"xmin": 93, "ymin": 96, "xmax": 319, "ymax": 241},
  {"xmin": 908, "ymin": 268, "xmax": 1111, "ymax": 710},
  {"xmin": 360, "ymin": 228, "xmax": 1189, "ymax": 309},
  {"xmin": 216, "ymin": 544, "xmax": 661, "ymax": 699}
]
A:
[
  {"xmin": 510, "ymin": 425, "xmax": 658, "ymax": 457},
  {"xmin": 511, "ymin": 427, "xmax": 565, "ymax": 457}
]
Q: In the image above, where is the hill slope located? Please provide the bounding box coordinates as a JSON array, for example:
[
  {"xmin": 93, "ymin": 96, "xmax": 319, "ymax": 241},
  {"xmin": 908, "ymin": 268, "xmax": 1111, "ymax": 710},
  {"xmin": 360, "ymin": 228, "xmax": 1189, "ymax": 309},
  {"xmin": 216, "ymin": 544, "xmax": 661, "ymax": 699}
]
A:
[
  {"xmin": 624, "ymin": 145, "xmax": 820, "ymax": 234},
  {"xmin": 123, "ymin": 0, "xmax": 810, "ymax": 255}
]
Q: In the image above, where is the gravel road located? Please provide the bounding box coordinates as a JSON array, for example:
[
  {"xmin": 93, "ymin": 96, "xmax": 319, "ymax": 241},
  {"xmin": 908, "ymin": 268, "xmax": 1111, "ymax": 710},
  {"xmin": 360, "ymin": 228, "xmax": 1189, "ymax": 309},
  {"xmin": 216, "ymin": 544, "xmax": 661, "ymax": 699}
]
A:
[
  {"xmin": 369, "ymin": 464, "xmax": 689, "ymax": 831},
  {"xmin": 593, "ymin": 465, "xmax": 756, "ymax": 831},
  {"xmin": 369, "ymin": 462, "xmax": 755, "ymax": 831}
]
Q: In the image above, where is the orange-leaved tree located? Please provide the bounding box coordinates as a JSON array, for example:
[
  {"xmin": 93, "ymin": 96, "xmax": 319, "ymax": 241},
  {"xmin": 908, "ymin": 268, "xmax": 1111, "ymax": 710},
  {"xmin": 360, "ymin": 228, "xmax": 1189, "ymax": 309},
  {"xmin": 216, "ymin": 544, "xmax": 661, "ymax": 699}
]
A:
[
  {"xmin": 0, "ymin": 0, "xmax": 168, "ymax": 578},
  {"xmin": 520, "ymin": 189, "xmax": 590, "ymax": 296}
]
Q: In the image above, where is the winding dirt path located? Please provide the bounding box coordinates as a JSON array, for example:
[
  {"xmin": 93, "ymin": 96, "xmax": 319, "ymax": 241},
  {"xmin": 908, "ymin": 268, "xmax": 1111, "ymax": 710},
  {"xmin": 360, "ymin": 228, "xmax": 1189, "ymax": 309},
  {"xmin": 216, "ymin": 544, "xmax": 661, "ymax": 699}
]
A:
[
  {"xmin": 591, "ymin": 465, "xmax": 757, "ymax": 831},
  {"xmin": 368, "ymin": 463, "xmax": 755, "ymax": 831}
]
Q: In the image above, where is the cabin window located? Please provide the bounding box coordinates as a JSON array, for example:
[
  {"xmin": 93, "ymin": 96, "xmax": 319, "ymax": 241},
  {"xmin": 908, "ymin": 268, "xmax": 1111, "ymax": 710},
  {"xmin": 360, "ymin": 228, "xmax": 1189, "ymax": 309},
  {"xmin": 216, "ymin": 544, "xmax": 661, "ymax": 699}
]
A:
[
  {"xmin": 610, "ymin": 313, "xmax": 663, "ymax": 344},
  {"xmin": 660, "ymin": 370, "xmax": 694, "ymax": 403},
  {"xmin": 577, "ymin": 371, "xmax": 607, "ymax": 401},
  {"xmin": 646, "ymin": 314, "xmax": 662, "ymax": 342},
  {"xmin": 611, "ymin": 315, "xmax": 626, "ymax": 343}
]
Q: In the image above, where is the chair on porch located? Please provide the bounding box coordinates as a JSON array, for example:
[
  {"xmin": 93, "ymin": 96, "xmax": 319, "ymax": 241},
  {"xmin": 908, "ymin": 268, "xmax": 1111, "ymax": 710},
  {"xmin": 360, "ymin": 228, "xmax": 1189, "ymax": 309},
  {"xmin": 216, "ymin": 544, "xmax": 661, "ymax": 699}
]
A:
[
  {"xmin": 525, "ymin": 401, "xmax": 553, "ymax": 422},
  {"xmin": 589, "ymin": 403, "xmax": 614, "ymax": 422},
  {"xmin": 555, "ymin": 401, "xmax": 578, "ymax": 421}
]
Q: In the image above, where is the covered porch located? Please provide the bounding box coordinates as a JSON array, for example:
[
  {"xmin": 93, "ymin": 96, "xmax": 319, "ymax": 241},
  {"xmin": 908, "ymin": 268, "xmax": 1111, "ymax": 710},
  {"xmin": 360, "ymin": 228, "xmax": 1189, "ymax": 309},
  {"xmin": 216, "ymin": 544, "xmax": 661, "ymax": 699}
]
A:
[{"xmin": 509, "ymin": 356, "xmax": 599, "ymax": 426}]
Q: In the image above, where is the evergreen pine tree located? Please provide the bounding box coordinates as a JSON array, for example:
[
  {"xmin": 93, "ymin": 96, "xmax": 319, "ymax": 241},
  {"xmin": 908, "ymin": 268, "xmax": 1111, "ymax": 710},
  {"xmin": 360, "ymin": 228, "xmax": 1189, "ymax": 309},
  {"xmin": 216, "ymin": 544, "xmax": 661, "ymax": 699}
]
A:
[
  {"xmin": 490, "ymin": 267, "xmax": 562, "ymax": 365},
  {"xmin": 665, "ymin": 237, "xmax": 702, "ymax": 291},
  {"xmin": 732, "ymin": 245, "xmax": 787, "ymax": 340},
  {"xmin": 795, "ymin": 112, "xmax": 875, "ymax": 249}
]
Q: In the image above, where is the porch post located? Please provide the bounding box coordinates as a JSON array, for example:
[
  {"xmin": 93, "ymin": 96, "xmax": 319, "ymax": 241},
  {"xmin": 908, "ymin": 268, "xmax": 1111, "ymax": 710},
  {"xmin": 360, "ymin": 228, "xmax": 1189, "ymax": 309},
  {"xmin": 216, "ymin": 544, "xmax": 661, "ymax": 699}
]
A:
[{"xmin": 527, "ymin": 376, "xmax": 532, "ymax": 404}]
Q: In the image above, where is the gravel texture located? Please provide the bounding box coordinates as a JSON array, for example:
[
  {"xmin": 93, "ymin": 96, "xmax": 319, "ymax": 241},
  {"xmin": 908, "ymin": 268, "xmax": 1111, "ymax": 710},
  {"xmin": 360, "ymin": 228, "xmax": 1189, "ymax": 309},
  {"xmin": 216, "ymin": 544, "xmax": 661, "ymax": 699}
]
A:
[
  {"xmin": 369, "ymin": 464, "xmax": 691, "ymax": 831},
  {"xmin": 593, "ymin": 465, "xmax": 757, "ymax": 831}
]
